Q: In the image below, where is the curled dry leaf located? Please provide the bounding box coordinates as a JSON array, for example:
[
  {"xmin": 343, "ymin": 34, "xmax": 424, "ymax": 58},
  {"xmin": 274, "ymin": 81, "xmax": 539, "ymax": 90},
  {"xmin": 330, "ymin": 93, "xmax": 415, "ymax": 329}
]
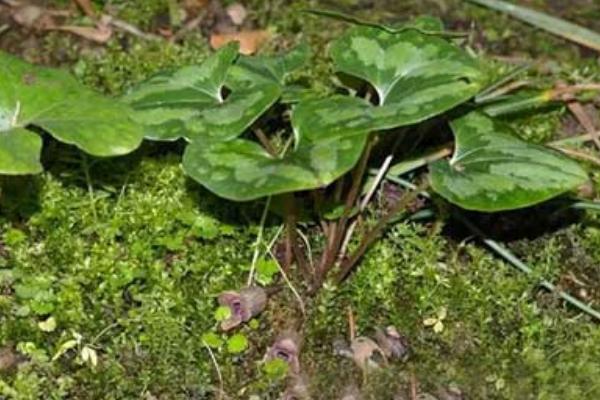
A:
[
  {"xmin": 218, "ymin": 286, "xmax": 267, "ymax": 331},
  {"xmin": 210, "ymin": 30, "xmax": 270, "ymax": 55},
  {"xmin": 350, "ymin": 336, "xmax": 387, "ymax": 371},
  {"xmin": 265, "ymin": 330, "xmax": 302, "ymax": 375},
  {"xmin": 374, "ymin": 325, "xmax": 410, "ymax": 361}
]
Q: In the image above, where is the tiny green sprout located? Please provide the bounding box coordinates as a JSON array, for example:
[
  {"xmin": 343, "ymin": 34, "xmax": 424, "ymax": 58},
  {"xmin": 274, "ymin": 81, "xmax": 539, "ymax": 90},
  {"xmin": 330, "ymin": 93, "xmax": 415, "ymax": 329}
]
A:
[
  {"xmin": 227, "ymin": 333, "xmax": 248, "ymax": 354},
  {"xmin": 262, "ymin": 358, "xmax": 289, "ymax": 381},
  {"xmin": 214, "ymin": 306, "xmax": 232, "ymax": 322},
  {"xmin": 201, "ymin": 332, "xmax": 224, "ymax": 349},
  {"xmin": 255, "ymin": 259, "xmax": 279, "ymax": 286},
  {"xmin": 423, "ymin": 307, "xmax": 448, "ymax": 334}
]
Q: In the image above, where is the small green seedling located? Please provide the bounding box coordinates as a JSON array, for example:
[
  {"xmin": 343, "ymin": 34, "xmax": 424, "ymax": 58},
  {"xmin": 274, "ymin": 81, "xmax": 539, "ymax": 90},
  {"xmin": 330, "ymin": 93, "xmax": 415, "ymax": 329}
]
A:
[{"xmin": 0, "ymin": 52, "xmax": 143, "ymax": 174}]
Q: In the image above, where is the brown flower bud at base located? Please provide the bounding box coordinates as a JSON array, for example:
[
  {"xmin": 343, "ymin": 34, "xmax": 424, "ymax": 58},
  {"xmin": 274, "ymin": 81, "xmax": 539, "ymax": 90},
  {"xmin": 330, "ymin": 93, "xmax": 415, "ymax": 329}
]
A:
[{"xmin": 218, "ymin": 286, "xmax": 267, "ymax": 331}]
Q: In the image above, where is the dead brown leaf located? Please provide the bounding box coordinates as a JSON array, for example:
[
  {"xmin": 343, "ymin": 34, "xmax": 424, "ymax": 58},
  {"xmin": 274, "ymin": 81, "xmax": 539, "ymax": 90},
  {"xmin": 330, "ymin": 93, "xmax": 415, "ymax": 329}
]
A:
[{"xmin": 210, "ymin": 30, "xmax": 270, "ymax": 55}]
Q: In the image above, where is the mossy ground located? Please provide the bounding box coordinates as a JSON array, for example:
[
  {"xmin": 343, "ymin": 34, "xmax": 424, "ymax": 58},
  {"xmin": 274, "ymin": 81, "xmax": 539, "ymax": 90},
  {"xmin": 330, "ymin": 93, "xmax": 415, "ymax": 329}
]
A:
[{"xmin": 1, "ymin": 0, "xmax": 600, "ymax": 399}]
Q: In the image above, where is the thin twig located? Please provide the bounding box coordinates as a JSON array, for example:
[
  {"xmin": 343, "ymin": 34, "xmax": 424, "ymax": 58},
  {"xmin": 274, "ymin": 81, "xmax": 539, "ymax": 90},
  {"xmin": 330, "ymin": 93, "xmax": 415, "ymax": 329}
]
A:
[
  {"xmin": 202, "ymin": 341, "xmax": 224, "ymax": 400},
  {"xmin": 455, "ymin": 213, "xmax": 600, "ymax": 321},
  {"xmin": 336, "ymin": 181, "xmax": 428, "ymax": 283},
  {"xmin": 347, "ymin": 306, "xmax": 356, "ymax": 342},
  {"xmin": 565, "ymin": 100, "xmax": 600, "ymax": 151},
  {"xmin": 81, "ymin": 155, "xmax": 98, "ymax": 223},
  {"xmin": 109, "ymin": 17, "xmax": 162, "ymax": 41},
  {"xmin": 295, "ymin": 228, "xmax": 315, "ymax": 272},
  {"xmin": 170, "ymin": 13, "xmax": 204, "ymax": 42},
  {"xmin": 268, "ymin": 243, "xmax": 306, "ymax": 316},
  {"xmin": 550, "ymin": 145, "xmax": 600, "ymax": 167},
  {"xmin": 390, "ymin": 177, "xmax": 600, "ymax": 321},
  {"xmin": 318, "ymin": 139, "xmax": 375, "ymax": 283},
  {"xmin": 410, "ymin": 372, "xmax": 418, "ymax": 400},
  {"xmin": 254, "ymin": 128, "xmax": 278, "ymax": 157},
  {"xmin": 247, "ymin": 197, "xmax": 272, "ymax": 286},
  {"xmin": 339, "ymin": 154, "xmax": 394, "ymax": 262}
]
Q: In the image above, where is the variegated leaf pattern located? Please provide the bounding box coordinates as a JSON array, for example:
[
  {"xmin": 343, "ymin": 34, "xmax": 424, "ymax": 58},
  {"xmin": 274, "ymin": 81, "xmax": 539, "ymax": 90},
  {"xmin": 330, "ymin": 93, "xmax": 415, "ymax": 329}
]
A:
[
  {"xmin": 330, "ymin": 26, "xmax": 484, "ymax": 128},
  {"xmin": 182, "ymin": 96, "xmax": 370, "ymax": 201},
  {"xmin": 0, "ymin": 51, "xmax": 143, "ymax": 169},
  {"xmin": 0, "ymin": 128, "xmax": 42, "ymax": 174},
  {"xmin": 124, "ymin": 43, "xmax": 282, "ymax": 142},
  {"xmin": 430, "ymin": 112, "xmax": 588, "ymax": 211},
  {"xmin": 227, "ymin": 43, "xmax": 311, "ymax": 88}
]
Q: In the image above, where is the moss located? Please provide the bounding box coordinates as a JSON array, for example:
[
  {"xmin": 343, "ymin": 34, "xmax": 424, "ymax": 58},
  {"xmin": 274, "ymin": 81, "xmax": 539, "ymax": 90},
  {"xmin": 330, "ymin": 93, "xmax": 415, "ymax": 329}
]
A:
[{"xmin": 2, "ymin": 0, "xmax": 600, "ymax": 398}]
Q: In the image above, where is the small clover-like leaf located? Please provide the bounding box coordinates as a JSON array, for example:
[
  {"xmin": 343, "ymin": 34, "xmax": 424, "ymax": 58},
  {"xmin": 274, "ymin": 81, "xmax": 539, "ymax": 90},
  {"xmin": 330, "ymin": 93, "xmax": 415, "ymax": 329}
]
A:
[
  {"xmin": 430, "ymin": 112, "xmax": 588, "ymax": 211},
  {"xmin": 201, "ymin": 332, "xmax": 224, "ymax": 349},
  {"xmin": 330, "ymin": 25, "xmax": 484, "ymax": 128},
  {"xmin": 214, "ymin": 306, "xmax": 232, "ymax": 322},
  {"xmin": 0, "ymin": 51, "xmax": 143, "ymax": 163},
  {"xmin": 255, "ymin": 259, "xmax": 279, "ymax": 286},
  {"xmin": 227, "ymin": 333, "xmax": 249, "ymax": 354}
]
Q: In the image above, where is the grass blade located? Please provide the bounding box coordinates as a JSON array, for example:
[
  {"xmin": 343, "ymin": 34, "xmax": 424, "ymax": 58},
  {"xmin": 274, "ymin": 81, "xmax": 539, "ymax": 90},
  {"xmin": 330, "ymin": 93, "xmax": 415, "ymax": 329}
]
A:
[
  {"xmin": 387, "ymin": 176, "xmax": 600, "ymax": 321},
  {"xmin": 465, "ymin": 0, "xmax": 600, "ymax": 52}
]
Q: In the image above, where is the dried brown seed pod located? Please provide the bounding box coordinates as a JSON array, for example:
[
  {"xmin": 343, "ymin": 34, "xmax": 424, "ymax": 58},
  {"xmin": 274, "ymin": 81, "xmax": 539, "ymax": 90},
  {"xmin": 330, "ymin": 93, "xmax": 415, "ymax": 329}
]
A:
[
  {"xmin": 265, "ymin": 330, "xmax": 302, "ymax": 375},
  {"xmin": 218, "ymin": 286, "xmax": 267, "ymax": 331},
  {"xmin": 350, "ymin": 336, "xmax": 387, "ymax": 371},
  {"xmin": 374, "ymin": 325, "xmax": 410, "ymax": 361}
]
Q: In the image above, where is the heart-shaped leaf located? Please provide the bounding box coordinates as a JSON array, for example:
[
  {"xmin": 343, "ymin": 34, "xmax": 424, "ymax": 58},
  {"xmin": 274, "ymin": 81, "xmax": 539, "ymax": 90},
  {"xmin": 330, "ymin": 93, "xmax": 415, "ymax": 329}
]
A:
[
  {"xmin": 0, "ymin": 128, "xmax": 42, "ymax": 175},
  {"xmin": 227, "ymin": 43, "xmax": 311, "ymax": 88},
  {"xmin": 330, "ymin": 26, "xmax": 484, "ymax": 127},
  {"xmin": 430, "ymin": 112, "xmax": 588, "ymax": 211},
  {"xmin": 0, "ymin": 51, "xmax": 143, "ymax": 162},
  {"xmin": 182, "ymin": 96, "xmax": 370, "ymax": 201},
  {"xmin": 124, "ymin": 43, "xmax": 281, "ymax": 142}
]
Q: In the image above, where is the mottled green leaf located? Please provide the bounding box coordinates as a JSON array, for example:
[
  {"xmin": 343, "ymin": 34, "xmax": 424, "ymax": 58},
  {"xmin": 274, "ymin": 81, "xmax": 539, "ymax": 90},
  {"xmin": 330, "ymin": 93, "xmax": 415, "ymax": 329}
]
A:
[
  {"xmin": 124, "ymin": 43, "xmax": 281, "ymax": 142},
  {"xmin": 430, "ymin": 112, "xmax": 588, "ymax": 211},
  {"xmin": 227, "ymin": 43, "xmax": 311, "ymax": 87},
  {"xmin": 0, "ymin": 51, "xmax": 143, "ymax": 160},
  {"xmin": 183, "ymin": 96, "xmax": 370, "ymax": 201},
  {"xmin": 330, "ymin": 26, "xmax": 484, "ymax": 127},
  {"xmin": 0, "ymin": 128, "xmax": 42, "ymax": 175}
]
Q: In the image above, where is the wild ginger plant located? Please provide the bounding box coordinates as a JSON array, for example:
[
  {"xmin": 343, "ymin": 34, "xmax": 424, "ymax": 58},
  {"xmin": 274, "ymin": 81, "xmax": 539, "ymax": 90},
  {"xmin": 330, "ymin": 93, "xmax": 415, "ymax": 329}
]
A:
[
  {"xmin": 124, "ymin": 17, "xmax": 588, "ymax": 292},
  {"xmin": 0, "ymin": 52, "xmax": 144, "ymax": 174}
]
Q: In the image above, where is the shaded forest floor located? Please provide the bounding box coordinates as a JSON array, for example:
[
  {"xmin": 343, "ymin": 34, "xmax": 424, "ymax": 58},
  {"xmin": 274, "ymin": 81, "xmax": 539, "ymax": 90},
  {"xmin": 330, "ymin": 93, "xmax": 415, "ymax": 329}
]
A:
[{"xmin": 1, "ymin": 0, "xmax": 600, "ymax": 399}]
